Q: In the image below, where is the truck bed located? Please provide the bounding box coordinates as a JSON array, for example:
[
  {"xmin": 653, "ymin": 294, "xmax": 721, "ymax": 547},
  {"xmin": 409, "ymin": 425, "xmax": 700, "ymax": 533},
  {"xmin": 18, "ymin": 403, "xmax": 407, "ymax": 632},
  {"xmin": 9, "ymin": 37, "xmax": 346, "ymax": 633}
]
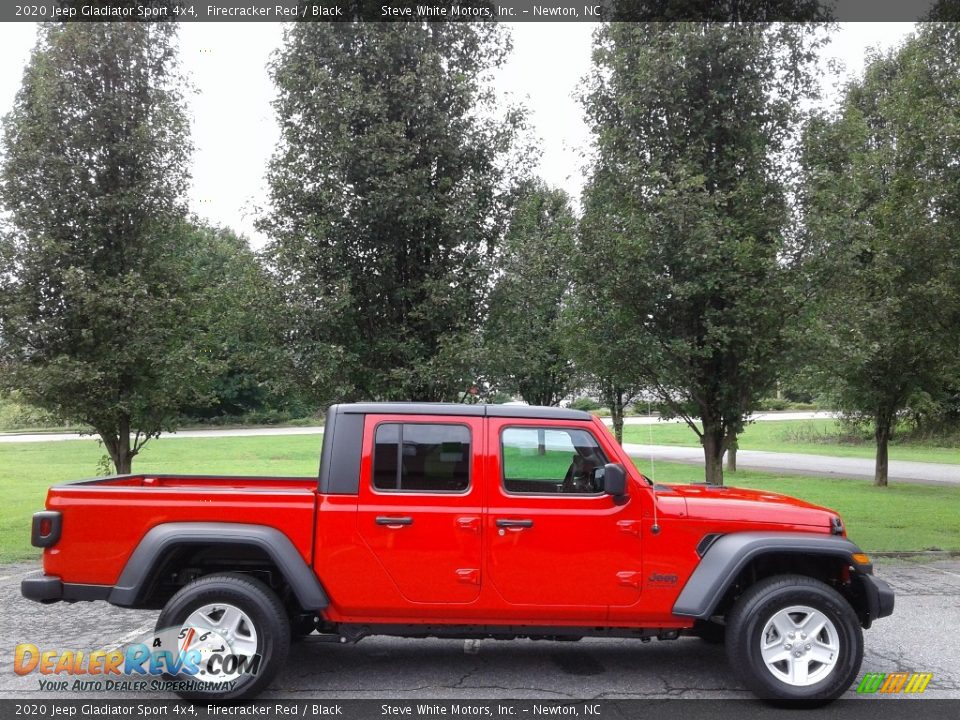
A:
[{"xmin": 41, "ymin": 474, "xmax": 319, "ymax": 587}]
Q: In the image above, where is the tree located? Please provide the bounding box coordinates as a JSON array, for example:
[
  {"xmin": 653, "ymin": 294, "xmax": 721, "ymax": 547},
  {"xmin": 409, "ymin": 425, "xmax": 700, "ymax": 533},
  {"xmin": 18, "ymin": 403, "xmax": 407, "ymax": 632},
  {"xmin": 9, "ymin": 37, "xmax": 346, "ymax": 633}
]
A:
[
  {"xmin": 798, "ymin": 25, "xmax": 960, "ymax": 486},
  {"xmin": 174, "ymin": 221, "xmax": 306, "ymax": 423},
  {"xmin": 597, "ymin": 379, "xmax": 643, "ymax": 446},
  {"xmin": 604, "ymin": 0, "xmax": 831, "ymax": 22},
  {"xmin": 484, "ymin": 181, "xmax": 578, "ymax": 407},
  {"xmin": 927, "ymin": 0, "xmax": 960, "ymax": 21},
  {"xmin": 579, "ymin": 23, "xmax": 827, "ymax": 484},
  {"xmin": 261, "ymin": 22, "xmax": 526, "ymax": 403},
  {"xmin": 566, "ymin": 218, "xmax": 644, "ymax": 445},
  {"xmin": 0, "ymin": 22, "xmax": 207, "ymax": 473}
]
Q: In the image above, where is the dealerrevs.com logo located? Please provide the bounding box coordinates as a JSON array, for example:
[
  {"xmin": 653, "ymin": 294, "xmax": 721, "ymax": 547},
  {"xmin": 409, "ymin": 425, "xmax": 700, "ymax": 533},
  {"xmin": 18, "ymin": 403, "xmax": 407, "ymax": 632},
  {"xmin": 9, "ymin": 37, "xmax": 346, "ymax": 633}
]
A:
[
  {"xmin": 13, "ymin": 624, "xmax": 261, "ymax": 693},
  {"xmin": 857, "ymin": 672, "xmax": 933, "ymax": 694}
]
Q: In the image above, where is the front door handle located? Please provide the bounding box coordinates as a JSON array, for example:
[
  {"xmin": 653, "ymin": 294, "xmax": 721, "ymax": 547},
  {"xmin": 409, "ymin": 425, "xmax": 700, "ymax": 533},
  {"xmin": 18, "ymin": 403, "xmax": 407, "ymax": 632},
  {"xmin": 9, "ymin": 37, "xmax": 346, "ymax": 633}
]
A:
[
  {"xmin": 375, "ymin": 516, "xmax": 413, "ymax": 526},
  {"xmin": 496, "ymin": 519, "xmax": 533, "ymax": 529}
]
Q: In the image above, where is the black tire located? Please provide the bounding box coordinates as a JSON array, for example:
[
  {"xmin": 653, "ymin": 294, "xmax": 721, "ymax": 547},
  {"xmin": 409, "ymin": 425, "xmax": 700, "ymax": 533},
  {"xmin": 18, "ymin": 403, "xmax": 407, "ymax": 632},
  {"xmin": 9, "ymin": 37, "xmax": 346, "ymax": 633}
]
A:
[
  {"xmin": 725, "ymin": 574, "xmax": 863, "ymax": 704},
  {"xmin": 155, "ymin": 572, "xmax": 290, "ymax": 701},
  {"xmin": 693, "ymin": 620, "xmax": 726, "ymax": 644}
]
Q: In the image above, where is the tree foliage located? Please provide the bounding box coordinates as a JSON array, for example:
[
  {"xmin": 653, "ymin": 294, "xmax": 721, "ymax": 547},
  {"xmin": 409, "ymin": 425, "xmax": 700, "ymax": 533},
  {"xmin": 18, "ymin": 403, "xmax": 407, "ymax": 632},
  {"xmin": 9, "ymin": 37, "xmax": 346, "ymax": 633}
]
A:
[
  {"xmin": 566, "ymin": 215, "xmax": 645, "ymax": 445},
  {"xmin": 261, "ymin": 22, "xmax": 525, "ymax": 403},
  {"xmin": 799, "ymin": 25, "xmax": 960, "ymax": 486},
  {"xmin": 0, "ymin": 22, "xmax": 205, "ymax": 473},
  {"xmin": 603, "ymin": 0, "xmax": 831, "ymax": 21},
  {"xmin": 484, "ymin": 181, "xmax": 577, "ymax": 406},
  {"xmin": 174, "ymin": 221, "xmax": 305, "ymax": 423},
  {"xmin": 927, "ymin": 0, "xmax": 960, "ymax": 21},
  {"xmin": 579, "ymin": 22, "xmax": 827, "ymax": 483}
]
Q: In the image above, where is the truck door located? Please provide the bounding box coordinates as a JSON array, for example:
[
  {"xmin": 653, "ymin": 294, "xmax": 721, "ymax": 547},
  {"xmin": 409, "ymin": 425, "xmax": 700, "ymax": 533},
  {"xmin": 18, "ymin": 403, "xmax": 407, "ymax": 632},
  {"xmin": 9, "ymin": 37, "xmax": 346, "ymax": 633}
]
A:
[
  {"xmin": 357, "ymin": 414, "xmax": 483, "ymax": 604},
  {"xmin": 485, "ymin": 419, "xmax": 643, "ymax": 610}
]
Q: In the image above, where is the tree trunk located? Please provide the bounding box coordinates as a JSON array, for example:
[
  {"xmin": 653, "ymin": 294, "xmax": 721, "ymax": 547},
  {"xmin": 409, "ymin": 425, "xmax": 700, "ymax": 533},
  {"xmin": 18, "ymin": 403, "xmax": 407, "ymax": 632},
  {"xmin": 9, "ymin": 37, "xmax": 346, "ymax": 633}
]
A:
[
  {"xmin": 599, "ymin": 383, "xmax": 628, "ymax": 445},
  {"xmin": 702, "ymin": 421, "xmax": 725, "ymax": 485},
  {"xmin": 100, "ymin": 415, "xmax": 134, "ymax": 475},
  {"xmin": 537, "ymin": 428, "xmax": 546, "ymax": 456},
  {"xmin": 725, "ymin": 429, "xmax": 738, "ymax": 473},
  {"xmin": 726, "ymin": 445, "xmax": 738, "ymax": 473},
  {"xmin": 874, "ymin": 415, "xmax": 891, "ymax": 487},
  {"xmin": 611, "ymin": 395, "xmax": 625, "ymax": 445}
]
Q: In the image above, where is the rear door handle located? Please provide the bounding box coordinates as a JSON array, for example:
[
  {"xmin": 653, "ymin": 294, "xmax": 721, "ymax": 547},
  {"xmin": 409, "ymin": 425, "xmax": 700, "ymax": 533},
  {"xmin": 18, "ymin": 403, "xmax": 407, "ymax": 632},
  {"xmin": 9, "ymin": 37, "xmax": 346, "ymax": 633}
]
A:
[
  {"xmin": 496, "ymin": 519, "xmax": 533, "ymax": 529},
  {"xmin": 457, "ymin": 516, "xmax": 481, "ymax": 533},
  {"xmin": 375, "ymin": 516, "xmax": 413, "ymax": 526}
]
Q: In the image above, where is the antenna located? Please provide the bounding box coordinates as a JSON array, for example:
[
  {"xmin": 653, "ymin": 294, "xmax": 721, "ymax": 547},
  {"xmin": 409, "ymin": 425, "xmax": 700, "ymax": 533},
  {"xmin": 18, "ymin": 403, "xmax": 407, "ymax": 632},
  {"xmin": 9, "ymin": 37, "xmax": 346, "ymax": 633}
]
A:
[
  {"xmin": 648, "ymin": 399, "xmax": 660, "ymax": 535},
  {"xmin": 647, "ymin": 400, "xmax": 657, "ymax": 483}
]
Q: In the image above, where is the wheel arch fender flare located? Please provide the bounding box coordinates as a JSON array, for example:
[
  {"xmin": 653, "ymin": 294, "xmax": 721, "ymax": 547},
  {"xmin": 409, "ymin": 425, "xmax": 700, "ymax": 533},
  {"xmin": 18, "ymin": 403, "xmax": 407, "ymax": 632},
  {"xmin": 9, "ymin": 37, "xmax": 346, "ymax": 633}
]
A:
[
  {"xmin": 108, "ymin": 522, "xmax": 328, "ymax": 611},
  {"xmin": 672, "ymin": 532, "xmax": 863, "ymax": 620}
]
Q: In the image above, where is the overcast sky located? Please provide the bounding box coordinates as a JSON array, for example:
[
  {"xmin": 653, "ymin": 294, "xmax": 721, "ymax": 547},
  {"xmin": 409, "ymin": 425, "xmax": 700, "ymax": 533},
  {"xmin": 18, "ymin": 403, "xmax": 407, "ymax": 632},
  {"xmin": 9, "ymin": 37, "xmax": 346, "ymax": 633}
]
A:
[{"xmin": 0, "ymin": 22, "xmax": 914, "ymax": 249}]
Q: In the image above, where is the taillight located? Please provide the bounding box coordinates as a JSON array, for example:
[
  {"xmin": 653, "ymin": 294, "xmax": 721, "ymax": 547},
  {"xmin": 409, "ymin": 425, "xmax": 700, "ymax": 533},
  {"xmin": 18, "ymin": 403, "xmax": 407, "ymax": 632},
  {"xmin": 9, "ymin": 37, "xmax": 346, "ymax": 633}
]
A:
[{"xmin": 31, "ymin": 511, "xmax": 62, "ymax": 548}]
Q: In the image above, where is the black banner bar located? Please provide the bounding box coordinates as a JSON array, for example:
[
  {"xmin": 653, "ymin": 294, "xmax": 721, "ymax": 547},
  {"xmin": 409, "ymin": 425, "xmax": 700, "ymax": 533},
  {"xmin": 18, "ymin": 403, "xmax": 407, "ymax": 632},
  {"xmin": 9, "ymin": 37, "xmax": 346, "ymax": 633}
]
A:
[
  {"xmin": 0, "ymin": 1, "xmax": 955, "ymax": 23},
  {"xmin": 1, "ymin": 699, "xmax": 959, "ymax": 720}
]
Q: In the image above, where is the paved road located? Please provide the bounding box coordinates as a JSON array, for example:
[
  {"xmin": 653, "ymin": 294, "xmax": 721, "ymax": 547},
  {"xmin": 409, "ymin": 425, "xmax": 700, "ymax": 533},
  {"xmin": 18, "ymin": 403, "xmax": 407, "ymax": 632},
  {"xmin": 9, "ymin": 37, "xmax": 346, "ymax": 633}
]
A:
[
  {"xmin": 3, "ymin": 410, "xmax": 956, "ymax": 486},
  {"xmin": 0, "ymin": 412, "xmax": 833, "ymax": 444},
  {"xmin": 622, "ymin": 444, "xmax": 960, "ymax": 486},
  {"xmin": 614, "ymin": 411, "xmax": 837, "ymax": 425},
  {"xmin": 1, "ymin": 559, "xmax": 957, "ymax": 700},
  {"xmin": 0, "ymin": 425, "xmax": 328, "ymax": 443}
]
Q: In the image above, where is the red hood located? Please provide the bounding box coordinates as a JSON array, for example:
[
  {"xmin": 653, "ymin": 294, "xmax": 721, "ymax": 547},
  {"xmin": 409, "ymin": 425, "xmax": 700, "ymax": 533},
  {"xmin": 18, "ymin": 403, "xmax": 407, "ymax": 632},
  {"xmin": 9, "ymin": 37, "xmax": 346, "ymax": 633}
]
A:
[{"xmin": 657, "ymin": 483, "xmax": 839, "ymax": 530}]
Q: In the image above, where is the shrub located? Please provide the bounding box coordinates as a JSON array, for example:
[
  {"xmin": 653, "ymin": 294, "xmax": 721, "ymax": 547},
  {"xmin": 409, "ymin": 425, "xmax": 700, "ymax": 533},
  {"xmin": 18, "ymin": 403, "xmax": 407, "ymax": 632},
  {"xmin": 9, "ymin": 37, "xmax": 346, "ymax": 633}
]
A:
[
  {"xmin": 569, "ymin": 396, "xmax": 603, "ymax": 412},
  {"xmin": 0, "ymin": 392, "xmax": 63, "ymax": 430}
]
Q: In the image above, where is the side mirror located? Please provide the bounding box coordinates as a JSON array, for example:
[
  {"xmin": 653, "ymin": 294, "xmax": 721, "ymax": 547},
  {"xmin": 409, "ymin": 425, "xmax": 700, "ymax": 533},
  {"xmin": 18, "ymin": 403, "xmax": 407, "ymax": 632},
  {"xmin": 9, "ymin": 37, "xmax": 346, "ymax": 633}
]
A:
[{"xmin": 601, "ymin": 463, "xmax": 627, "ymax": 497}]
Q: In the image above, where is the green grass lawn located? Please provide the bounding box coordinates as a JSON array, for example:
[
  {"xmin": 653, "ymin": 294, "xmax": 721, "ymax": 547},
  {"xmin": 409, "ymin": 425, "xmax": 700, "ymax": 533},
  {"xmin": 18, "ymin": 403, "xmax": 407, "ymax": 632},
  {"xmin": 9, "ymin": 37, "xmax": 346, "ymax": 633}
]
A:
[
  {"xmin": 0, "ymin": 435, "xmax": 325, "ymax": 564},
  {"xmin": 637, "ymin": 461, "xmax": 960, "ymax": 554},
  {"xmin": 1, "ymin": 434, "xmax": 957, "ymax": 563},
  {"xmin": 621, "ymin": 419, "xmax": 960, "ymax": 464}
]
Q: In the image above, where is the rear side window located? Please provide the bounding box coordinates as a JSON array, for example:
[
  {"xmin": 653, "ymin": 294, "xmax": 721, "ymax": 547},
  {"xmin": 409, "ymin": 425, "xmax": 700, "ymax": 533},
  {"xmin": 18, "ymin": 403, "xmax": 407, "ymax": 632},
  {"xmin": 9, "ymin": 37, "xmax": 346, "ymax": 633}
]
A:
[{"xmin": 373, "ymin": 423, "xmax": 471, "ymax": 493}]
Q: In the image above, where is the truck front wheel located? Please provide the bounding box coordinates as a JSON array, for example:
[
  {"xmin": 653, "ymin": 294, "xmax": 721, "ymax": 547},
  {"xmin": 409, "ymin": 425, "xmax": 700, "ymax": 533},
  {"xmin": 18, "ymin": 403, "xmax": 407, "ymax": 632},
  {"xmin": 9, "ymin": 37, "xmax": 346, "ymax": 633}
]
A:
[
  {"xmin": 725, "ymin": 574, "xmax": 863, "ymax": 704},
  {"xmin": 155, "ymin": 572, "xmax": 291, "ymax": 701}
]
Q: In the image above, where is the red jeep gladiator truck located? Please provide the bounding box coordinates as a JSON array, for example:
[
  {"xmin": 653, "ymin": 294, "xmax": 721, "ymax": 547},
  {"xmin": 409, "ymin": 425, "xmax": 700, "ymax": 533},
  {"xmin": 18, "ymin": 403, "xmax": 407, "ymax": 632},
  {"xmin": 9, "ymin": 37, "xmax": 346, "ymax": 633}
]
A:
[{"xmin": 22, "ymin": 403, "xmax": 893, "ymax": 702}]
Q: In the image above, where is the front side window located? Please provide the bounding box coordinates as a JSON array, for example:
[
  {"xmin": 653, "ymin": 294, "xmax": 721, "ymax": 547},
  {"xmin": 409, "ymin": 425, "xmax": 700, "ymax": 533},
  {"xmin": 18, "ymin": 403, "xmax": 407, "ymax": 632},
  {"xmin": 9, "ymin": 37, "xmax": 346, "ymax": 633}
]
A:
[
  {"xmin": 373, "ymin": 423, "xmax": 471, "ymax": 492},
  {"xmin": 501, "ymin": 427, "xmax": 609, "ymax": 495}
]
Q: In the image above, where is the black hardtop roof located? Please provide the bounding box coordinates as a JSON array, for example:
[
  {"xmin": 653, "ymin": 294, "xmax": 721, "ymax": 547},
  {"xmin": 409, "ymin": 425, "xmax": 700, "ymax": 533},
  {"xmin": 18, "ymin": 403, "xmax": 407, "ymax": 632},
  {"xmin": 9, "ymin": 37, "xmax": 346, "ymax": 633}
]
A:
[{"xmin": 330, "ymin": 402, "xmax": 591, "ymax": 421}]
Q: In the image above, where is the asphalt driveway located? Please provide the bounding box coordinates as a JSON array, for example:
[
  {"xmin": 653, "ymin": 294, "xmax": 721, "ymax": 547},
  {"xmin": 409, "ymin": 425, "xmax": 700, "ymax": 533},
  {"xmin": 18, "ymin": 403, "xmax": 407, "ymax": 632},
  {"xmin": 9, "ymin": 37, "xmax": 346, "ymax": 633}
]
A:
[{"xmin": 1, "ymin": 559, "xmax": 957, "ymax": 701}]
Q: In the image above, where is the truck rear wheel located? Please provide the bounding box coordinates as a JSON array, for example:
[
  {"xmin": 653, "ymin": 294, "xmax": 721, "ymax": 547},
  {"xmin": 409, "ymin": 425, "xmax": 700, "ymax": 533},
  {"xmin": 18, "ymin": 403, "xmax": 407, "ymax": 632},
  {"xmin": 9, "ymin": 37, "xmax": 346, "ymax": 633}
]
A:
[
  {"xmin": 155, "ymin": 572, "xmax": 290, "ymax": 701},
  {"xmin": 725, "ymin": 574, "xmax": 863, "ymax": 704}
]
